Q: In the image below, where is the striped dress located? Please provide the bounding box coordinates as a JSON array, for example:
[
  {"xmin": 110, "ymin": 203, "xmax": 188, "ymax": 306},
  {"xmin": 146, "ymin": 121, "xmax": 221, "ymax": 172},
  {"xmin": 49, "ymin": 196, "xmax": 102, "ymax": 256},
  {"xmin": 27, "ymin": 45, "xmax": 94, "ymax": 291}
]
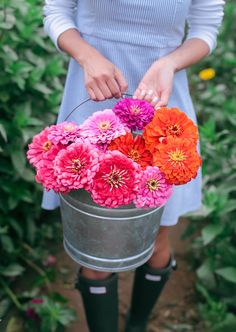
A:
[{"xmin": 42, "ymin": 0, "xmax": 225, "ymax": 226}]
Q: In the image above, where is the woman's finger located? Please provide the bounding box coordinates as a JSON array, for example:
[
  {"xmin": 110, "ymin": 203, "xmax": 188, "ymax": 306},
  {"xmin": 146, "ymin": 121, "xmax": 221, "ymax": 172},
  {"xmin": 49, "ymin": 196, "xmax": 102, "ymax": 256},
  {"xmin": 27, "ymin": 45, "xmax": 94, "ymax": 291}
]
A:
[
  {"xmin": 97, "ymin": 81, "xmax": 113, "ymax": 99},
  {"xmin": 89, "ymin": 84, "xmax": 106, "ymax": 101},
  {"xmin": 155, "ymin": 89, "xmax": 170, "ymax": 108},
  {"xmin": 144, "ymin": 89, "xmax": 155, "ymax": 102},
  {"xmin": 150, "ymin": 95, "xmax": 159, "ymax": 106},
  {"xmin": 106, "ymin": 78, "xmax": 122, "ymax": 98},
  {"xmin": 114, "ymin": 68, "xmax": 128, "ymax": 94},
  {"xmin": 87, "ymin": 87, "xmax": 97, "ymax": 101},
  {"xmin": 133, "ymin": 87, "xmax": 146, "ymax": 99}
]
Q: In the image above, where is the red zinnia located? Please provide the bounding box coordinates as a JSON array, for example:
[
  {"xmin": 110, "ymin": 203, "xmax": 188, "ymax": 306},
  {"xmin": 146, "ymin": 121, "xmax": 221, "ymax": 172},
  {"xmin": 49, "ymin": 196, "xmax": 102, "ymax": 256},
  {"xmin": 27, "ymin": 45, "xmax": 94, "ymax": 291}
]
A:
[
  {"xmin": 108, "ymin": 133, "xmax": 152, "ymax": 169},
  {"xmin": 90, "ymin": 151, "xmax": 141, "ymax": 208}
]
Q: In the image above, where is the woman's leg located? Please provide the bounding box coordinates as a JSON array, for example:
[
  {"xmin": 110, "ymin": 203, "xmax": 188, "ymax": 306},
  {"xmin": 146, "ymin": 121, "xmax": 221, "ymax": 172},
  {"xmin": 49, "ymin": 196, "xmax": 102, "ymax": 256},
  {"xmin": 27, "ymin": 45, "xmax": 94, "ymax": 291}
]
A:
[
  {"xmin": 125, "ymin": 226, "xmax": 175, "ymax": 332},
  {"xmin": 75, "ymin": 268, "xmax": 118, "ymax": 332},
  {"xmin": 81, "ymin": 268, "xmax": 112, "ymax": 280},
  {"xmin": 147, "ymin": 226, "xmax": 171, "ymax": 268}
]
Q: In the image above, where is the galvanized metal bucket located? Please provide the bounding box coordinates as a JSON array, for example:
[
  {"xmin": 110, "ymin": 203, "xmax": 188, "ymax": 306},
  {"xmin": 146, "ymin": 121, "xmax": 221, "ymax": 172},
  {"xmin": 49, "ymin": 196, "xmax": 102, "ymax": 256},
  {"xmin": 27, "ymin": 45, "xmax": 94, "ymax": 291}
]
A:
[
  {"xmin": 60, "ymin": 190, "xmax": 164, "ymax": 272},
  {"xmin": 59, "ymin": 97, "xmax": 165, "ymax": 272}
]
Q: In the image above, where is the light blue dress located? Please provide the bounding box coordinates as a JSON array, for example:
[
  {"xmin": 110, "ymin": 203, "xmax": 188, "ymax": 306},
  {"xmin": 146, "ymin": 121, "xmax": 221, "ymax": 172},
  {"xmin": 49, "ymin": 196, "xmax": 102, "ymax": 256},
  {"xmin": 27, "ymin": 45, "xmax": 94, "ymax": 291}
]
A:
[{"xmin": 42, "ymin": 0, "xmax": 225, "ymax": 226}]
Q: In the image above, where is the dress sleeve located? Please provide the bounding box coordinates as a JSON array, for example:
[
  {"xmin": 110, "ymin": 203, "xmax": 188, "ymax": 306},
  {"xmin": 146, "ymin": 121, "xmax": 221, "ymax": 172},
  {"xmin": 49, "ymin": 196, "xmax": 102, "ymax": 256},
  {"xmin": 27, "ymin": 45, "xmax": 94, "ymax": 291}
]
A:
[
  {"xmin": 43, "ymin": 0, "xmax": 78, "ymax": 51},
  {"xmin": 186, "ymin": 0, "xmax": 225, "ymax": 54}
]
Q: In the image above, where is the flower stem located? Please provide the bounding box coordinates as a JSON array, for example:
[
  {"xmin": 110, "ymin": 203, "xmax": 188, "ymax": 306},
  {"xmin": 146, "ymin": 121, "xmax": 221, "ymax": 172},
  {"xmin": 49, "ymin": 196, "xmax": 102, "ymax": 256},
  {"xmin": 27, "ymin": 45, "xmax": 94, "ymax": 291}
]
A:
[{"xmin": 0, "ymin": 278, "xmax": 22, "ymax": 310}]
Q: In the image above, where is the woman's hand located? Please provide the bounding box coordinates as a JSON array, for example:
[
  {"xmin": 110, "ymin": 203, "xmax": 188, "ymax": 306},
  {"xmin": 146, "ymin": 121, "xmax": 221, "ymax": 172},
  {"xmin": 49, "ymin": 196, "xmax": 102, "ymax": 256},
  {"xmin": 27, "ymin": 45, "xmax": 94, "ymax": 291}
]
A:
[
  {"xmin": 58, "ymin": 29, "xmax": 128, "ymax": 101},
  {"xmin": 79, "ymin": 46, "xmax": 128, "ymax": 101},
  {"xmin": 133, "ymin": 58, "xmax": 176, "ymax": 108}
]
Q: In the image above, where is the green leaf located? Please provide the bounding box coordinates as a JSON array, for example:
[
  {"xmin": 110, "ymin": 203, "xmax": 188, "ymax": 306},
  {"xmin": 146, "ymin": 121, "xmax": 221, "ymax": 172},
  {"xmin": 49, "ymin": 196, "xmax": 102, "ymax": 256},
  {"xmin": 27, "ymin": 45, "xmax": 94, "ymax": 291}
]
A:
[
  {"xmin": 212, "ymin": 313, "xmax": 236, "ymax": 332},
  {"xmin": 10, "ymin": 149, "xmax": 26, "ymax": 175},
  {"xmin": 202, "ymin": 223, "xmax": 224, "ymax": 245},
  {"xmin": 197, "ymin": 259, "xmax": 216, "ymax": 288},
  {"xmin": 0, "ymin": 264, "xmax": 25, "ymax": 277},
  {"xmin": 0, "ymin": 235, "xmax": 15, "ymax": 253},
  {"xmin": 216, "ymin": 267, "xmax": 236, "ymax": 283},
  {"xmin": 0, "ymin": 298, "xmax": 11, "ymax": 319},
  {"xmin": 0, "ymin": 123, "xmax": 7, "ymax": 142},
  {"xmin": 33, "ymin": 83, "xmax": 52, "ymax": 94},
  {"xmin": 6, "ymin": 316, "xmax": 24, "ymax": 332}
]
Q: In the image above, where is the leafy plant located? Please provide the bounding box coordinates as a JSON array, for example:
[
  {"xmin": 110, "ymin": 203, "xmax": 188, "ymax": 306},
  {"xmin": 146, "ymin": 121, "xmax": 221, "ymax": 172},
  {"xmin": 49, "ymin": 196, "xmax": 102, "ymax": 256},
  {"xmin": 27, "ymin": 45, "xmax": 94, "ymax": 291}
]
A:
[
  {"xmin": 186, "ymin": 0, "xmax": 236, "ymax": 330},
  {"xmin": 23, "ymin": 294, "xmax": 77, "ymax": 332},
  {"xmin": 0, "ymin": 0, "xmax": 75, "ymax": 330}
]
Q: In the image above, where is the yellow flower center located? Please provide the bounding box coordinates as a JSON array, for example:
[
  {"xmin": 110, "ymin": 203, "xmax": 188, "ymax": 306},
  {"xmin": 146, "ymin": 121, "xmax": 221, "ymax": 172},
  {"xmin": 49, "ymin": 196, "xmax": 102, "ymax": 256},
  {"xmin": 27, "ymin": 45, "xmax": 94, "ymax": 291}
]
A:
[
  {"xmin": 42, "ymin": 141, "xmax": 52, "ymax": 152},
  {"xmin": 98, "ymin": 121, "xmax": 111, "ymax": 130},
  {"xmin": 72, "ymin": 158, "xmax": 83, "ymax": 172},
  {"xmin": 64, "ymin": 124, "xmax": 76, "ymax": 131},
  {"xmin": 168, "ymin": 149, "xmax": 186, "ymax": 165},
  {"xmin": 128, "ymin": 149, "xmax": 140, "ymax": 162},
  {"xmin": 103, "ymin": 167, "xmax": 128, "ymax": 189},
  {"xmin": 130, "ymin": 106, "xmax": 141, "ymax": 115},
  {"xmin": 147, "ymin": 179, "xmax": 159, "ymax": 191},
  {"xmin": 167, "ymin": 124, "xmax": 182, "ymax": 137}
]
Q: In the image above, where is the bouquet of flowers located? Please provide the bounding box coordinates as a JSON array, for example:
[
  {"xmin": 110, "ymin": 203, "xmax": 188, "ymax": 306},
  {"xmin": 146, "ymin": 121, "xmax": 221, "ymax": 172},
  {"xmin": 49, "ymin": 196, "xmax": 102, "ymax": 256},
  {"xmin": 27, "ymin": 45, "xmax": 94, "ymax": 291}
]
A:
[{"xmin": 27, "ymin": 98, "xmax": 201, "ymax": 209}]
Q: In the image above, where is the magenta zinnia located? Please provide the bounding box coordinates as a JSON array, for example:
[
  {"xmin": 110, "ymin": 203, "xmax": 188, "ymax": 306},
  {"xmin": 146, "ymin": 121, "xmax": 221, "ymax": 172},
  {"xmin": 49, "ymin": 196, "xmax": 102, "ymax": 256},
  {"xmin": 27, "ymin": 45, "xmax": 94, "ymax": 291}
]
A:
[
  {"xmin": 112, "ymin": 98, "xmax": 155, "ymax": 131},
  {"xmin": 79, "ymin": 109, "xmax": 129, "ymax": 148},
  {"xmin": 90, "ymin": 151, "xmax": 141, "ymax": 208},
  {"xmin": 54, "ymin": 140, "xmax": 99, "ymax": 191},
  {"xmin": 48, "ymin": 121, "xmax": 80, "ymax": 145},
  {"xmin": 134, "ymin": 166, "xmax": 173, "ymax": 209}
]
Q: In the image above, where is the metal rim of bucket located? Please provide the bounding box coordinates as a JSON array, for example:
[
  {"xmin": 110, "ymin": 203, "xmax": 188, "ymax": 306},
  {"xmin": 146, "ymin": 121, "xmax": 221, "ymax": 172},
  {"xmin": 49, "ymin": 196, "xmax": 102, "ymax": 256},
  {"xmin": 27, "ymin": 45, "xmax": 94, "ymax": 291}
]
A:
[
  {"xmin": 63, "ymin": 237, "xmax": 155, "ymax": 272},
  {"xmin": 59, "ymin": 193, "xmax": 164, "ymax": 221}
]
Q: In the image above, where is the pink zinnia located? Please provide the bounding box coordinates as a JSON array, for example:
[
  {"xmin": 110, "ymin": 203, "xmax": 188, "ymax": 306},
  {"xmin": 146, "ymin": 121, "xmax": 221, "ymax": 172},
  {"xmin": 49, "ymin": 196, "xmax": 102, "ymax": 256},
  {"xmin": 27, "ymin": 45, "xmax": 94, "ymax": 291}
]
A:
[
  {"xmin": 79, "ymin": 109, "xmax": 129, "ymax": 147},
  {"xmin": 54, "ymin": 140, "xmax": 99, "ymax": 191},
  {"xmin": 27, "ymin": 127, "xmax": 62, "ymax": 167},
  {"xmin": 134, "ymin": 166, "xmax": 173, "ymax": 209},
  {"xmin": 35, "ymin": 159, "xmax": 68, "ymax": 193},
  {"xmin": 112, "ymin": 98, "xmax": 155, "ymax": 131},
  {"xmin": 48, "ymin": 121, "xmax": 80, "ymax": 145},
  {"xmin": 90, "ymin": 151, "xmax": 141, "ymax": 208}
]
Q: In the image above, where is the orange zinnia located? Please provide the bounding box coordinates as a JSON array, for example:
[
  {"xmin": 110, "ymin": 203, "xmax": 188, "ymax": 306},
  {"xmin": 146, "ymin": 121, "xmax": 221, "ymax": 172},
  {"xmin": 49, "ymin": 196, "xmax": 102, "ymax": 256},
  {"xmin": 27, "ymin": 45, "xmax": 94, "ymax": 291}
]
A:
[
  {"xmin": 108, "ymin": 133, "xmax": 152, "ymax": 169},
  {"xmin": 153, "ymin": 137, "xmax": 202, "ymax": 185},
  {"xmin": 143, "ymin": 107, "xmax": 199, "ymax": 153}
]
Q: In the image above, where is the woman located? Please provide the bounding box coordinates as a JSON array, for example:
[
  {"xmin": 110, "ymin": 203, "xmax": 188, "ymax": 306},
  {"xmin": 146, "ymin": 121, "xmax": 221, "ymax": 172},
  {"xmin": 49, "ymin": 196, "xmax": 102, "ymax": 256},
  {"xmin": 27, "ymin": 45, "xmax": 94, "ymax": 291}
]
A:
[{"xmin": 43, "ymin": 1, "xmax": 225, "ymax": 331}]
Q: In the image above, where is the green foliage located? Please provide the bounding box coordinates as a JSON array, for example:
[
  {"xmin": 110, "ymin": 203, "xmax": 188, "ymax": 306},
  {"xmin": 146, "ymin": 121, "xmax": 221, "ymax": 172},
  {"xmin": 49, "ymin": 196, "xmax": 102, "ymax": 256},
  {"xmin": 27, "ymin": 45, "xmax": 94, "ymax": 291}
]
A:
[
  {"xmin": 0, "ymin": 0, "xmax": 73, "ymax": 330},
  {"xmin": 23, "ymin": 295, "xmax": 77, "ymax": 332},
  {"xmin": 186, "ymin": 0, "xmax": 236, "ymax": 330}
]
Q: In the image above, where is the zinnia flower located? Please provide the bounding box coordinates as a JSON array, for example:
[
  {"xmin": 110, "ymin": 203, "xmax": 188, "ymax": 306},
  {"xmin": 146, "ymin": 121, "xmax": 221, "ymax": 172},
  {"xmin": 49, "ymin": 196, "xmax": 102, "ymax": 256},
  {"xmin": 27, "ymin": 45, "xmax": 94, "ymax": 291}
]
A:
[
  {"xmin": 26, "ymin": 307, "xmax": 40, "ymax": 321},
  {"xmin": 35, "ymin": 159, "xmax": 68, "ymax": 193},
  {"xmin": 54, "ymin": 140, "xmax": 99, "ymax": 191},
  {"xmin": 27, "ymin": 127, "xmax": 62, "ymax": 167},
  {"xmin": 143, "ymin": 107, "xmax": 199, "ymax": 153},
  {"xmin": 90, "ymin": 151, "xmax": 141, "ymax": 208},
  {"xmin": 134, "ymin": 166, "xmax": 173, "ymax": 208},
  {"xmin": 113, "ymin": 98, "xmax": 155, "ymax": 131},
  {"xmin": 199, "ymin": 68, "xmax": 216, "ymax": 81},
  {"xmin": 153, "ymin": 137, "xmax": 202, "ymax": 185},
  {"xmin": 108, "ymin": 133, "xmax": 152, "ymax": 169},
  {"xmin": 48, "ymin": 121, "xmax": 80, "ymax": 145},
  {"xmin": 79, "ymin": 109, "xmax": 129, "ymax": 147}
]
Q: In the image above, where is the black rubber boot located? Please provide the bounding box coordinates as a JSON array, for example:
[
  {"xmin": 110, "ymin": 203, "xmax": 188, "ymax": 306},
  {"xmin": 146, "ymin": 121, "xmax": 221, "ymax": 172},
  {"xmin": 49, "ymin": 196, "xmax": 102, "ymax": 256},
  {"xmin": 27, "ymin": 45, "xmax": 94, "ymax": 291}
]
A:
[
  {"xmin": 75, "ymin": 269, "xmax": 118, "ymax": 332},
  {"xmin": 125, "ymin": 256, "xmax": 177, "ymax": 332}
]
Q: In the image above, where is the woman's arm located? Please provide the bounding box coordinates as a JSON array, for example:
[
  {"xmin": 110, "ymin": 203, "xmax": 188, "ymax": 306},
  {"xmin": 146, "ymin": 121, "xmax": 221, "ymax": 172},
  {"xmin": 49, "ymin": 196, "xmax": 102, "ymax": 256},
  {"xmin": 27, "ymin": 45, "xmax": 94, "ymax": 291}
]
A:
[
  {"xmin": 134, "ymin": 0, "xmax": 225, "ymax": 107},
  {"xmin": 43, "ymin": 1, "xmax": 128, "ymax": 100}
]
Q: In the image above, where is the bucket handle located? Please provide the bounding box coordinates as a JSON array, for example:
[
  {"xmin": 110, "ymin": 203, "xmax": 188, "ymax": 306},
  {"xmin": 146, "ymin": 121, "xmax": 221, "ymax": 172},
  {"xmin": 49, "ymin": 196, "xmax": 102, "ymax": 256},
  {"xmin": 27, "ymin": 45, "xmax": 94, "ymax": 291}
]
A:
[{"xmin": 64, "ymin": 92, "xmax": 133, "ymax": 121}]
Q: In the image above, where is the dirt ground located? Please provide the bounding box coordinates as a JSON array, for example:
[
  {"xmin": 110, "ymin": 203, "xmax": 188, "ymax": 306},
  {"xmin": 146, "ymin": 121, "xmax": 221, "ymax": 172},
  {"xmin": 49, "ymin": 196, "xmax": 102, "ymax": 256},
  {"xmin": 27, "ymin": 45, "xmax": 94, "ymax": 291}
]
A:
[{"xmin": 52, "ymin": 219, "xmax": 205, "ymax": 332}]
